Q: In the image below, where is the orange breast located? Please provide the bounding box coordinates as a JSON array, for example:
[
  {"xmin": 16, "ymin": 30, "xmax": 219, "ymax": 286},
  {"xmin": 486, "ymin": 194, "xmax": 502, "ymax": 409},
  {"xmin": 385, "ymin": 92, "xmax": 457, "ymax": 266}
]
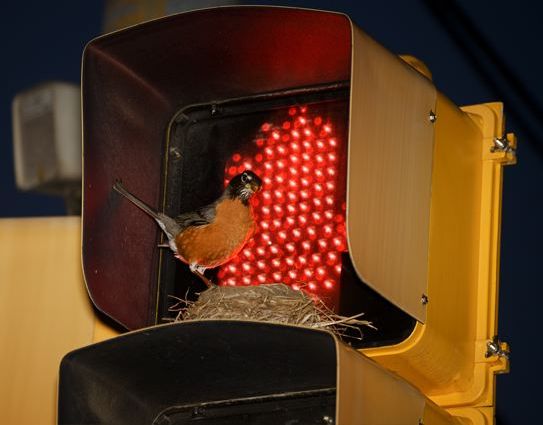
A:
[{"xmin": 175, "ymin": 198, "xmax": 255, "ymax": 268}]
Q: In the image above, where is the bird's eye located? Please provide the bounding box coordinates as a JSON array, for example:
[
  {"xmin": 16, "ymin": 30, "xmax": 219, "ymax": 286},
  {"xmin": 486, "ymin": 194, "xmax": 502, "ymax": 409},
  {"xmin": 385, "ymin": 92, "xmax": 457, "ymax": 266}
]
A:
[{"xmin": 241, "ymin": 173, "xmax": 248, "ymax": 183}]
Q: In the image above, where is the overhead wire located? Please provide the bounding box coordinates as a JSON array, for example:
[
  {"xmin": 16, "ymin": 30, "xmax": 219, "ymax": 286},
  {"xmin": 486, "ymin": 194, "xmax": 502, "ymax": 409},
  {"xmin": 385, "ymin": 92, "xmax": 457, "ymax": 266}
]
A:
[{"xmin": 422, "ymin": 0, "xmax": 543, "ymax": 160}]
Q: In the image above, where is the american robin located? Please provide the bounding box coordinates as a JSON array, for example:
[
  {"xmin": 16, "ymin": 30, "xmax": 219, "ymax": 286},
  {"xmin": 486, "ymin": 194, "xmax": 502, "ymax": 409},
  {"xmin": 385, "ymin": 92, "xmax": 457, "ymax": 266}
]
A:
[{"xmin": 113, "ymin": 170, "xmax": 262, "ymax": 287}]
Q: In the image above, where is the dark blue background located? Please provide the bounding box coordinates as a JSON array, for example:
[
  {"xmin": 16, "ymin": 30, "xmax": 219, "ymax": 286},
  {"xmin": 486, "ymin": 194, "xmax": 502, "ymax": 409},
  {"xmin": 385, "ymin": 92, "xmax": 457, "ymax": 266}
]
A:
[{"xmin": 1, "ymin": 1, "xmax": 540, "ymax": 423}]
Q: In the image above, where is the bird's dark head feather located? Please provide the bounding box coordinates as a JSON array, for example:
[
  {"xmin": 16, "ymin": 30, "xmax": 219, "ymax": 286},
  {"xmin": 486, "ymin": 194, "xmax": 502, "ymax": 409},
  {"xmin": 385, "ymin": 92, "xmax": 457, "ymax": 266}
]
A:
[{"xmin": 224, "ymin": 170, "xmax": 262, "ymax": 204}]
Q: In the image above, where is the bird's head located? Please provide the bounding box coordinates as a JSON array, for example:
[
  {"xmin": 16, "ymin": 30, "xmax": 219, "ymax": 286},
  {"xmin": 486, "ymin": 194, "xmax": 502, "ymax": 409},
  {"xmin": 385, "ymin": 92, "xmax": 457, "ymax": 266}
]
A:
[{"xmin": 225, "ymin": 170, "xmax": 262, "ymax": 204}]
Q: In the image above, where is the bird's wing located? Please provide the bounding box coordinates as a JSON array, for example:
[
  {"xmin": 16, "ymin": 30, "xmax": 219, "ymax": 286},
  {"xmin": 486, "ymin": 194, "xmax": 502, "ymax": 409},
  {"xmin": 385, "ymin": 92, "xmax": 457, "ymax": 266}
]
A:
[{"xmin": 174, "ymin": 202, "xmax": 217, "ymax": 231}]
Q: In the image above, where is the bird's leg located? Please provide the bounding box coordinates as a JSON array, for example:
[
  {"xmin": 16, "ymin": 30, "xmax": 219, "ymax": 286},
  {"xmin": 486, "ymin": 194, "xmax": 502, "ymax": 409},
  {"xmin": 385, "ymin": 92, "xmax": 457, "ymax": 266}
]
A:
[{"xmin": 189, "ymin": 263, "xmax": 214, "ymax": 288}]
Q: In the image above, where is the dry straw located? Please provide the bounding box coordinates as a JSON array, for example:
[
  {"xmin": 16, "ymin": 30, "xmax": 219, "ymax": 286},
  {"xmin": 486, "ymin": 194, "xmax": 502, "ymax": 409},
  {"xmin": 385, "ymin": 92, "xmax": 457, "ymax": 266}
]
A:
[{"xmin": 169, "ymin": 283, "xmax": 374, "ymax": 340}]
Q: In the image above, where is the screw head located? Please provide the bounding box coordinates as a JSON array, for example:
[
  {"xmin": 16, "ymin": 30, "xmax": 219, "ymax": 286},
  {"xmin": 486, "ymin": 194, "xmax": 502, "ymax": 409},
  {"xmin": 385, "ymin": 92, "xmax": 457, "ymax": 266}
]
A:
[
  {"xmin": 429, "ymin": 111, "xmax": 437, "ymax": 123},
  {"xmin": 421, "ymin": 294, "xmax": 429, "ymax": 305}
]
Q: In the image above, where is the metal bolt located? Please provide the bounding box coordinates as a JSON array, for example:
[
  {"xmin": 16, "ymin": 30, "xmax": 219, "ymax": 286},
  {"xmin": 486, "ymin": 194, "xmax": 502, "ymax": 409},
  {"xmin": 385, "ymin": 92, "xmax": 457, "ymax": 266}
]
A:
[
  {"xmin": 485, "ymin": 336, "xmax": 510, "ymax": 359},
  {"xmin": 322, "ymin": 416, "xmax": 334, "ymax": 424},
  {"xmin": 421, "ymin": 294, "xmax": 429, "ymax": 305},
  {"xmin": 169, "ymin": 147, "xmax": 182, "ymax": 160},
  {"xmin": 429, "ymin": 111, "xmax": 437, "ymax": 123},
  {"xmin": 211, "ymin": 103, "xmax": 219, "ymax": 116},
  {"xmin": 491, "ymin": 136, "xmax": 513, "ymax": 153}
]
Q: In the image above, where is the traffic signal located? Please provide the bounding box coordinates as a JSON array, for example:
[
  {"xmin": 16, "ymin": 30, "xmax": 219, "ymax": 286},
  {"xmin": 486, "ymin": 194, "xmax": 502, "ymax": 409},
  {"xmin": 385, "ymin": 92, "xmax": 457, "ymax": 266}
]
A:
[
  {"xmin": 77, "ymin": 6, "xmax": 513, "ymax": 423},
  {"xmin": 59, "ymin": 321, "xmax": 464, "ymax": 425},
  {"xmin": 12, "ymin": 82, "xmax": 82, "ymax": 212}
]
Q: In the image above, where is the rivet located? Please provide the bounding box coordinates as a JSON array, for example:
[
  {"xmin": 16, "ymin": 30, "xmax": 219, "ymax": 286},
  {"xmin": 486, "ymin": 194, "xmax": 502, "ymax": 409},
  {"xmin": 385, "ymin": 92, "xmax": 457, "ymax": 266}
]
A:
[
  {"xmin": 429, "ymin": 110, "xmax": 437, "ymax": 123},
  {"xmin": 421, "ymin": 294, "xmax": 429, "ymax": 305},
  {"xmin": 169, "ymin": 147, "xmax": 182, "ymax": 160}
]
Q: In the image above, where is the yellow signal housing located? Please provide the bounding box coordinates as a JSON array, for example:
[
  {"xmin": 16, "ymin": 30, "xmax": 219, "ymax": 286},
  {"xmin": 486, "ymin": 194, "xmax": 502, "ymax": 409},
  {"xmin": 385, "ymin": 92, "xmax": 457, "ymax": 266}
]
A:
[
  {"xmin": 90, "ymin": 11, "xmax": 512, "ymax": 415},
  {"xmin": 343, "ymin": 20, "xmax": 512, "ymax": 418},
  {"xmin": 362, "ymin": 93, "xmax": 513, "ymax": 411}
]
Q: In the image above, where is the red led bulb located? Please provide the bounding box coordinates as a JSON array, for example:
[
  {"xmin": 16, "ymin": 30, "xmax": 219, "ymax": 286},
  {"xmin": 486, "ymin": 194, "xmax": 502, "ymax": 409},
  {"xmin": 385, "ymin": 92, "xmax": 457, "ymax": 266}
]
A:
[{"xmin": 219, "ymin": 105, "xmax": 347, "ymax": 300}]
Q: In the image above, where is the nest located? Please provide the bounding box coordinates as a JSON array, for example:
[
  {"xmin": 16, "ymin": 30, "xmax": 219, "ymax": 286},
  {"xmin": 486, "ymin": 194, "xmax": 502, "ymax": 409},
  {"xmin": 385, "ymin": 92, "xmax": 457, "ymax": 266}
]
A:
[{"xmin": 169, "ymin": 283, "xmax": 374, "ymax": 340}]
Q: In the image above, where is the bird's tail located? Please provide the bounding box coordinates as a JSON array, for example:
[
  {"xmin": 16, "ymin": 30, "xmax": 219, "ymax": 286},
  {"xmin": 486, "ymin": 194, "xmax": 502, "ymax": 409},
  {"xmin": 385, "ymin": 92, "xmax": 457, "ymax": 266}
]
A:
[{"xmin": 113, "ymin": 181, "xmax": 161, "ymax": 221}]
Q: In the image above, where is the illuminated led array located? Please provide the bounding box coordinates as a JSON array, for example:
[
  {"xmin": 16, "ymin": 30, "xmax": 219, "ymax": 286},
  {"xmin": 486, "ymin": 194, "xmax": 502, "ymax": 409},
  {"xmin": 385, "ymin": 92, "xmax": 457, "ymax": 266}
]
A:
[{"xmin": 218, "ymin": 106, "xmax": 347, "ymax": 293}]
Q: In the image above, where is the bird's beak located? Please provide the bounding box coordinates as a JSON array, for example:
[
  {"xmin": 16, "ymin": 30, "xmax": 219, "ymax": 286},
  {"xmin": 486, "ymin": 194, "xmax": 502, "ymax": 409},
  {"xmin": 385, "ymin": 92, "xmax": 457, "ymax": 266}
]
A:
[{"xmin": 248, "ymin": 182, "xmax": 261, "ymax": 192}]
